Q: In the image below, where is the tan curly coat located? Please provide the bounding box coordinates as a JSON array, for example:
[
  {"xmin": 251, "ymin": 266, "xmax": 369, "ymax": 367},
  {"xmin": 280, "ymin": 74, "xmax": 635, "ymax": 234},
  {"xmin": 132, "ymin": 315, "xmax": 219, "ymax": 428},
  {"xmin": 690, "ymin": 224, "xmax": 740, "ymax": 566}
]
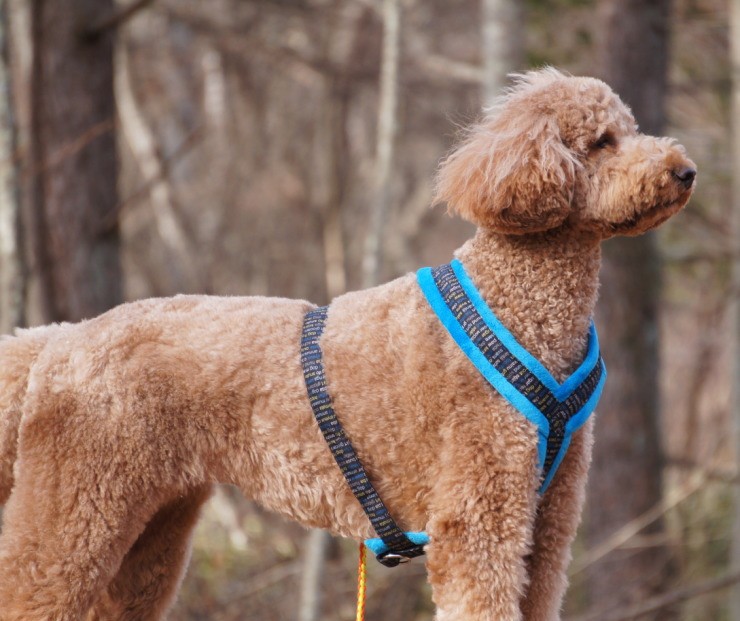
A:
[{"xmin": 0, "ymin": 68, "xmax": 695, "ymax": 620}]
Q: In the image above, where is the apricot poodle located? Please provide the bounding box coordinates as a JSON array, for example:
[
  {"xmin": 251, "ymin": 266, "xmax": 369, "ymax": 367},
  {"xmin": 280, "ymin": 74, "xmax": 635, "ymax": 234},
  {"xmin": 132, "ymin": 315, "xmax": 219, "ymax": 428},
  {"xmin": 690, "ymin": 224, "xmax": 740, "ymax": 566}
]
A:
[{"xmin": 0, "ymin": 68, "xmax": 695, "ymax": 620}]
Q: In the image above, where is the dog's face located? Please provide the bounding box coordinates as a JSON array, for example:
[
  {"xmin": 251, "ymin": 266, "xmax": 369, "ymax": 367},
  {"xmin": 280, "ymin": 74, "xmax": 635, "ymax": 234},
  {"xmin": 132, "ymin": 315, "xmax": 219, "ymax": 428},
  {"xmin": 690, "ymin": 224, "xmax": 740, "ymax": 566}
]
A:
[{"xmin": 435, "ymin": 68, "xmax": 696, "ymax": 239}]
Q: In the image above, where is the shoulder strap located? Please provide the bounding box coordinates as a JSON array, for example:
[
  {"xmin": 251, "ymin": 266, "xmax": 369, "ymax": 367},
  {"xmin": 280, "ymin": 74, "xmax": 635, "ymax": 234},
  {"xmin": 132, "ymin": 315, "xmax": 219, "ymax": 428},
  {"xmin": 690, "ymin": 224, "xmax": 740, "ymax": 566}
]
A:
[
  {"xmin": 417, "ymin": 262, "xmax": 606, "ymax": 493},
  {"xmin": 300, "ymin": 306, "xmax": 426, "ymax": 566}
]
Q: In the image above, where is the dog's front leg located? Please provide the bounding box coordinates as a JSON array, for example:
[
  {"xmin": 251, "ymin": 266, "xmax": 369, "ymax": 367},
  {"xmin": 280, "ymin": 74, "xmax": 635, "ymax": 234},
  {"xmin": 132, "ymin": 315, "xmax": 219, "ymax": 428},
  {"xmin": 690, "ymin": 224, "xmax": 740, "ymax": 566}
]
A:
[
  {"xmin": 425, "ymin": 420, "xmax": 540, "ymax": 621},
  {"xmin": 519, "ymin": 420, "xmax": 595, "ymax": 621}
]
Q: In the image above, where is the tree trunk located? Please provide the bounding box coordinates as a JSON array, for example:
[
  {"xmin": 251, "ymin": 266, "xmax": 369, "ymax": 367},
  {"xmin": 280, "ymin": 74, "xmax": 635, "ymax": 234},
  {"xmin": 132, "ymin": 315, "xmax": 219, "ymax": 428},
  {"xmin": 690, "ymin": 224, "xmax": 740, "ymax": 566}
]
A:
[
  {"xmin": 730, "ymin": 0, "xmax": 740, "ymax": 618},
  {"xmin": 585, "ymin": 0, "xmax": 675, "ymax": 615},
  {"xmin": 362, "ymin": 0, "xmax": 401, "ymax": 290},
  {"xmin": 29, "ymin": 0, "xmax": 122, "ymax": 323},
  {"xmin": 481, "ymin": 0, "xmax": 523, "ymax": 104},
  {"xmin": 0, "ymin": 0, "xmax": 25, "ymax": 333}
]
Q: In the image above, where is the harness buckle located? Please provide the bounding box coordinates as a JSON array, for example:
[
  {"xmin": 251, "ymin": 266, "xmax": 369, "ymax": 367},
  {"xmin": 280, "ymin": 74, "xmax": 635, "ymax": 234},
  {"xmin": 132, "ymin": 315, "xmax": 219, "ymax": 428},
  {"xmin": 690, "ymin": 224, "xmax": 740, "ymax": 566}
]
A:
[
  {"xmin": 376, "ymin": 552, "xmax": 410, "ymax": 568},
  {"xmin": 375, "ymin": 545, "xmax": 425, "ymax": 568}
]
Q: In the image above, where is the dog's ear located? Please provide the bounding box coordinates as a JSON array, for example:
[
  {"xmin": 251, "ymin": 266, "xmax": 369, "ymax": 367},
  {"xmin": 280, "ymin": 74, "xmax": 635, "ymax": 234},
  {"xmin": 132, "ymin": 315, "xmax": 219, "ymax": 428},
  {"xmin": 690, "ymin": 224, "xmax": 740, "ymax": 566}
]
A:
[{"xmin": 434, "ymin": 112, "xmax": 578, "ymax": 234}]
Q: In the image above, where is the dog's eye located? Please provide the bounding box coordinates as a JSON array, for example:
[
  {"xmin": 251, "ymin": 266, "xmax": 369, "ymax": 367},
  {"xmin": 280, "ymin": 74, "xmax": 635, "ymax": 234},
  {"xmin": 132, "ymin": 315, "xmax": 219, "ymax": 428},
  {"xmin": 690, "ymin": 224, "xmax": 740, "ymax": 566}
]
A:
[{"xmin": 592, "ymin": 132, "xmax": 615, "ymax": 150}]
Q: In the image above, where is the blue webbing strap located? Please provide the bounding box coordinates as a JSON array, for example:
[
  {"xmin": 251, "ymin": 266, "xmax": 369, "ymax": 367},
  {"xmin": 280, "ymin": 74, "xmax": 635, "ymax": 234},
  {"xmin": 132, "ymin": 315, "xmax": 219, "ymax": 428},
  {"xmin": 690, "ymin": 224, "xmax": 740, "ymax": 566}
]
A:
[
  {"xmin": 417, "ymin": 261, "xmax": 606, "ymax": 493},
  {"xmin": 300, "ymin": 306, "xmax": 427, "ymax": 567}
]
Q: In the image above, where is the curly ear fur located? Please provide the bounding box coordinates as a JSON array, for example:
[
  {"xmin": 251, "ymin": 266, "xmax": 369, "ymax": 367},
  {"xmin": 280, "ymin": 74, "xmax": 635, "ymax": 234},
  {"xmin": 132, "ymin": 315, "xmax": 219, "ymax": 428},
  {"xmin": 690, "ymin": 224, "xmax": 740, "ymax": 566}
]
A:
[{"xmin": 434, "ymin": 70, "xmax": 580, "ymax": 234}]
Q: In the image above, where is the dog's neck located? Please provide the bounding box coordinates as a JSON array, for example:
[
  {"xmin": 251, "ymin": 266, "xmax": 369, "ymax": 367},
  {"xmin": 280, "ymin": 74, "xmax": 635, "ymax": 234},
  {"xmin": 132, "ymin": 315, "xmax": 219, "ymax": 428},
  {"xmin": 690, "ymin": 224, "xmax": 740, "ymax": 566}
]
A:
[{"xmin": 454, "ymin": 227, "xmax": 602, "ymax": 380}]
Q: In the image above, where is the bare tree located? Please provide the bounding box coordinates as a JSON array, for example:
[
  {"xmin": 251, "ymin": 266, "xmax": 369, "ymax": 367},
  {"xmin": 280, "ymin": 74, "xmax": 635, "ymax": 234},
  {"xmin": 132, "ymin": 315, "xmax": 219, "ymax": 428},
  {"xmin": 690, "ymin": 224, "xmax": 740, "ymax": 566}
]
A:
[
  {"xmin": 585, "ymin": 0, "xmax": 675, "ymax": 615},
  {"xmin": 730, "ymin": 0, "xmax": 740, "ymax": 616},
  {"xmin": 116, "ymin": 42, "xmax": 200, "ymax": 293},
  {"xmin": 29, "ymin": 0, "xmax": 122, "ymax": 323},
  {"xmin": 0, "ymin": 0, "xmax": 25, "ymax": 332},
  {"xmin": 362, "ymin": 0, "xmax": 401, "ymax": 289},
  {"xmin": 481, "ymin": 0, "xmax": 523, "ymax": 103}
]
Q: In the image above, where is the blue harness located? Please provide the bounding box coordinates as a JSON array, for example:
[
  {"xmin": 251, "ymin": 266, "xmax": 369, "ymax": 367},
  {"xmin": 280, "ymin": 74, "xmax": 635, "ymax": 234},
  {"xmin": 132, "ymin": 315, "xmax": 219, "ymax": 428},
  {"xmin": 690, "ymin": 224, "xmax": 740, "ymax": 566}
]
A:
[{"xmin": 300, "ymin": 260, "xmax": 606, "ymax": 566}]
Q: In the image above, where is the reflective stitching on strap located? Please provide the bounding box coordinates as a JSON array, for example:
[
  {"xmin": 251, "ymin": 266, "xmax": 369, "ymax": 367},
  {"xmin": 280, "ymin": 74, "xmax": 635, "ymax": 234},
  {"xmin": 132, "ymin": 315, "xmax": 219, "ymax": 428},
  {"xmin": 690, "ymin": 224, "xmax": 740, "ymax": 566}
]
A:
[{"xmin": 300, "ymin": 306, "xmax": 426, "ymax": 563}]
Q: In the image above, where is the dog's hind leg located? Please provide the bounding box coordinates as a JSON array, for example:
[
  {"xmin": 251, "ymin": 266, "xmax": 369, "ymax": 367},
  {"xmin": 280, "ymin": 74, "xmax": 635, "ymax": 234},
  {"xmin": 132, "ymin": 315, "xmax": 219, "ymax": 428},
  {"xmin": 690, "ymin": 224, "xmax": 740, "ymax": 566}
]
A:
[
  {"xmin": 86, "ymin": 484, "xmax": 213, "ymax": 621},
  {"xmin": 0, "ymin": 476, "xmax": 161, "ymax": 621},
  {"xmin": 0, "ymin": 470, "xmax": 173, "ymax": 621},
  {"xmin": 519, "ymin": 422, "xmax": 594, "ymax": 621},
  {"xmin": 0, "ymin": 401, "xmax": 190, "ymax": 621}
]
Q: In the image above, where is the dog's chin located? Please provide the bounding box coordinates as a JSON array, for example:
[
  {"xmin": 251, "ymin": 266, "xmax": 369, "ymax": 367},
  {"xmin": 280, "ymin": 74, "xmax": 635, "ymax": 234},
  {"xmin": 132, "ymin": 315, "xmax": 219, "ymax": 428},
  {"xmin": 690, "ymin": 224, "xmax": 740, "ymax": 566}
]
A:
[{"xmin": 607, "ymin": 193, "xmax": 691, "ymax": 237}]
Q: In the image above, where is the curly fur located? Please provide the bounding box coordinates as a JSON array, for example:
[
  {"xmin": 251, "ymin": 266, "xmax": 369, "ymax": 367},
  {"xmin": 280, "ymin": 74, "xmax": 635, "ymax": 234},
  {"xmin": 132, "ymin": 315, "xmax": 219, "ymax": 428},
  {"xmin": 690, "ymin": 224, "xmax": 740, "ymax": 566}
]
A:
[{"xmin": 0, "ymin": 68, "xmax": 695, "ymax": 621}]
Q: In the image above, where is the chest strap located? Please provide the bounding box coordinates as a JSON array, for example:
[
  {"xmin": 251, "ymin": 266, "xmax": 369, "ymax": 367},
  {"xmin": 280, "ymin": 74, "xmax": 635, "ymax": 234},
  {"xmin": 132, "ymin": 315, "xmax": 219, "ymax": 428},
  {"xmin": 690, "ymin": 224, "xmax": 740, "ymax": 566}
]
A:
[
  {"xmin": 300, "ymin": 306, "xmax": 427, "ymax": 567},
  {"xmin": 417, "ymin": 260, "xmax": 606, "ymax": 493}
]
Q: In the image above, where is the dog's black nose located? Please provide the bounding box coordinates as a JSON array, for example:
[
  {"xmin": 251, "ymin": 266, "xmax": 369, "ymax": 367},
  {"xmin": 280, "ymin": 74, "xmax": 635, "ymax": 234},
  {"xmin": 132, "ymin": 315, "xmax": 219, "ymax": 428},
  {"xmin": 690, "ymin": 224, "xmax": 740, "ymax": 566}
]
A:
[{"xmin": 672, "ymin": 166, "xmax": 696, "ymax": 188}]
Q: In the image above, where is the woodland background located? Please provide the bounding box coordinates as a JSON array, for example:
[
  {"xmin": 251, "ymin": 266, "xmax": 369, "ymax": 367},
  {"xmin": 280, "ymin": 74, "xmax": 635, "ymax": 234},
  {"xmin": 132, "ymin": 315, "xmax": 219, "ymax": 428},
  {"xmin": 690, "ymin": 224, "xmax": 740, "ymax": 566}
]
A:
[{"xmin": 0, "ymin": 0, "xmax": 737, "ymax": 619}]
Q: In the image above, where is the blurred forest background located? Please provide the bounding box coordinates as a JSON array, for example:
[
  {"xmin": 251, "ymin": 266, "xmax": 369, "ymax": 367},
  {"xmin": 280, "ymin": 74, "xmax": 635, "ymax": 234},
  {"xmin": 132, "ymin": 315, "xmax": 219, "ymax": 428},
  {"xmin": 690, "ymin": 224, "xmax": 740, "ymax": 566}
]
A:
[{"xmin": 0, "ymin": 0, "xmax": 737, "ymax": 619}]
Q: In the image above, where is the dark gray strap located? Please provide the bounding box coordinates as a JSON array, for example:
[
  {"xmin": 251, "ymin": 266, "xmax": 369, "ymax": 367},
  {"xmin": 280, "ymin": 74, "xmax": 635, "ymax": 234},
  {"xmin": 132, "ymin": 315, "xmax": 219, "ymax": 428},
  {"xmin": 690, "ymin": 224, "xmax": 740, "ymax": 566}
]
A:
[{"xmin": 300, "ymin": 306, "xmax": 425, "ymax": 566}]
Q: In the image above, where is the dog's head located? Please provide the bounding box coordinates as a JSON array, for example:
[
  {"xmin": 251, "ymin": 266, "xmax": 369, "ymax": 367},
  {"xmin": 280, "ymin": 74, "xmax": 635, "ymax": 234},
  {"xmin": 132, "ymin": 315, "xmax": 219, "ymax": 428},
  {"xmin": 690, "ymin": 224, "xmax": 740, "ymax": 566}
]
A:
[{"xmin": 434, "ymin": 68, "xmax": 696, "ymax": 238}]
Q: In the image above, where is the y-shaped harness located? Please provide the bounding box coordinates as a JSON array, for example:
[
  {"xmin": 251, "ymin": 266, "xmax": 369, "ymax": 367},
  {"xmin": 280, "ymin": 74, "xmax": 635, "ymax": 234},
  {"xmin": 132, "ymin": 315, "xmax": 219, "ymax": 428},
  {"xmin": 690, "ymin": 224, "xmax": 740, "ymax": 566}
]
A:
[{"xmin": 300, "ymin": 259, "xmax": 606, "ymax": 567}]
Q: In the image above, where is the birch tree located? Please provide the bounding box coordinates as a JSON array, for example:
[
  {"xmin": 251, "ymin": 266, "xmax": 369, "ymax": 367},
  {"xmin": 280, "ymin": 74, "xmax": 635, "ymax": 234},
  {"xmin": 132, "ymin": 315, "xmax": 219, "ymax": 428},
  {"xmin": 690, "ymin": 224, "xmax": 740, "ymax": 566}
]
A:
[
  {"xmin": 481, "ymin": 0, "xmax": 523, "ymax": 104},
  {"xmin": 362, "ymin": 0, "xmax": 401, "ymax": 290},
  {"xmin": 0, "ymin": 0, "xmax": 24, "ymax": 333}
]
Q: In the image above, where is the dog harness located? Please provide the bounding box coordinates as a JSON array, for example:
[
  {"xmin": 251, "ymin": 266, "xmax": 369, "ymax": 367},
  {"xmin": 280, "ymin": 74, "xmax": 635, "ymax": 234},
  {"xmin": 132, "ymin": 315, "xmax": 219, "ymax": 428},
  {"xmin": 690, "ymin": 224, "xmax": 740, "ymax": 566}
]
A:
[
  {"xmin": 300, "ymin": 259, "xmax": 606, "ymax": 566},
  {"xmin": 417, "ymin": 260, "xmax": 606, "ymax": 491}
]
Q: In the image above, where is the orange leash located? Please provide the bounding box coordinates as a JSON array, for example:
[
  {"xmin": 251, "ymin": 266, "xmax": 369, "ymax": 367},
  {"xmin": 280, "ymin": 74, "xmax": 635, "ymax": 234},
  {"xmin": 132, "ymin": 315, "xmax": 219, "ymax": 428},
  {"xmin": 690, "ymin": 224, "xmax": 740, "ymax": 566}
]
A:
[{"xmin": 356, "ymin": 542, "xmax": 367, "ymax": 621}]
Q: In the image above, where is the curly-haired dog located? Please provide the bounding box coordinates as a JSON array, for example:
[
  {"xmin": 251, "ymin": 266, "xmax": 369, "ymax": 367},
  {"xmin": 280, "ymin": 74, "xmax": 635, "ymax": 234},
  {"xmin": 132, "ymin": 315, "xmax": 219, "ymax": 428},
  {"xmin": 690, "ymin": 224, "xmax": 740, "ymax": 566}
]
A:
[{"xmin": 0, "ymin": 68, "xmax": 695, "ymax": 621}]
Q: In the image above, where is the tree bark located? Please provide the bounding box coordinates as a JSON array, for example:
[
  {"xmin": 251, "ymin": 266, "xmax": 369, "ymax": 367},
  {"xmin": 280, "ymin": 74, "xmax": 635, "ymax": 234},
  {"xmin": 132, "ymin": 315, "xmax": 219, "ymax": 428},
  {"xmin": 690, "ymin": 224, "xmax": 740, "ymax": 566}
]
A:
[
  {"xmin": 30, "ymin": 0, "xmax": 122, "ymax": 323},
  {"xmin": 586, "ymin": 0, "xmax": 675, "ymax": 615}
]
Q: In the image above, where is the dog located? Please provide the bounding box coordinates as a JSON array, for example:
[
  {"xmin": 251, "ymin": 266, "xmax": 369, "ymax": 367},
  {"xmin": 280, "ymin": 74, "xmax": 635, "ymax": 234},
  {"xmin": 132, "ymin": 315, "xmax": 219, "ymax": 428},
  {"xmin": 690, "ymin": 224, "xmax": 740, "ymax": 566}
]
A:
[{"xmin": 0, "ymin": 68, "xmax": 695, "ymax": 620}]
